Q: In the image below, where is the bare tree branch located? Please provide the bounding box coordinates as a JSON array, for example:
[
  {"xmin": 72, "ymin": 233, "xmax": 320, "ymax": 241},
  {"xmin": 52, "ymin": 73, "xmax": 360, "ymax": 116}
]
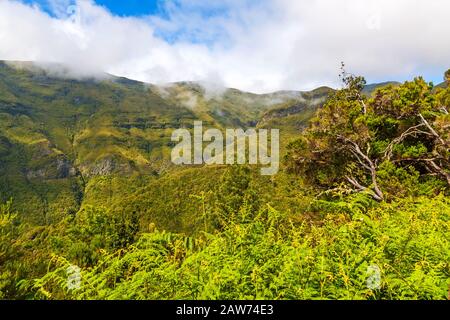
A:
[
  {"xmin": 418, "ymin": 113, "xmax": 446, "ymax": 146},
  {"xmin": 346, "ymin": 176, "xmax": 366, "ymax": 191},
  {"xmin": 337, "ymin": 135, "xmax": 384, "ymax": 201},
  {"xmin": 345, "ymin": 176, "xmax": 383, "ymax": 201},
  {"xmin": 384, "ymin": 123, "xmax": 432, "ymax": 160},
  {"xmin": 425, "ymin": 159, "xmax": 450, "ymax": 185},
  {"xmin": 360, "ymin": 99, "xmax": 367, "ymax": 115}
]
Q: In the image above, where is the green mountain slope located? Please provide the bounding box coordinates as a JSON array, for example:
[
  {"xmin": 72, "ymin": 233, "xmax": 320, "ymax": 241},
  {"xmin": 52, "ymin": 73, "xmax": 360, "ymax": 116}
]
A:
[
  {"xmin": 361, "ymin": 81, "xmax": 400, "ymax": 96},
  {"xmin": 0, "ymin": 61, "xmax": 325, "ymax": 224},
  {"xmin": 3, "ymin": 61, "xmax": 419, "ymax": 229}
]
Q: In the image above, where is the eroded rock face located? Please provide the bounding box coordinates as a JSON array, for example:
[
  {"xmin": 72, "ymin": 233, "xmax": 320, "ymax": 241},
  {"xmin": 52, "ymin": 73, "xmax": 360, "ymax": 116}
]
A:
[
  {"xmin": 26, "ymin": 156, "xmax": 77, "ymax": 180},
  {"xmin": 26, "ymin": 141, "xmax": 77, "ymax": 180},
  {"xmin": 79, "ymin": 156, "xmax": 134, "ymax": 177},
  {"xmin": 26, "ymin": 168, "xmax": 47, "ymax": 179},
  {"xmin": 88, "ymin": 157, "xmax": 116, "ymax": 176},
  {"xmin": 56, "ymin": 158, "xmax": 77, "ymax": 179}
]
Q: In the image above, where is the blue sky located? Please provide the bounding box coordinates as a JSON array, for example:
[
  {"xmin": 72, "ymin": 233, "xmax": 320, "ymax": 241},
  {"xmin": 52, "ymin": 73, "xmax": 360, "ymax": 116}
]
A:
[
  {"xmin": 23, "ymin": 0, "xmax": 161, "ymax": 16},
  {"xmin": 21, "ymin": 0, "xmax": 234, "ymax": 23},
  {"xmin": 21, "ymin": 0, "xmax": 238, "ymax": 45},
  {"xmin": 90, "ymin": 0, "xmax": 161, "ymax": 16}
]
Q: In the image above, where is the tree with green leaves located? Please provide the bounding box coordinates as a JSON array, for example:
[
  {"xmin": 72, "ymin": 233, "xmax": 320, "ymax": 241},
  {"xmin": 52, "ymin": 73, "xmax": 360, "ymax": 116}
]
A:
[
  {"xmin": 286, "ymin": 67, "xmax": 449, "ymax": 200},
  {"xmin": 213, "ymin": 165, "xmax": 260, "ymax": 229},
  {"xmin": 0, "ymin": 200, "xmax": 20, "ymax": 298}
]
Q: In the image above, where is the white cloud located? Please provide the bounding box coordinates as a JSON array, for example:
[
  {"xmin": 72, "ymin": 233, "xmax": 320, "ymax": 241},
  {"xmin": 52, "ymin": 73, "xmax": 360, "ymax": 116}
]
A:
[{"xmin": 0, "ymin": 0, "xmax": 449, "ymax": 93}]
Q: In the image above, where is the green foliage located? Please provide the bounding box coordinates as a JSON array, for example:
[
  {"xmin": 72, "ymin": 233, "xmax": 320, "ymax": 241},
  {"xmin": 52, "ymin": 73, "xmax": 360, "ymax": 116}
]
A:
[
  {"xmin": 65, "ymin": 206, "xmax": 139, "ymax": 266},
  {"xmin": 310, "ymin": 193, "xmax": 375, "ymax": 217},
  {"xmin": 1, "ymin": 63, "xmax": 449, "ymax": 301},
  {"xmin": 0, "ymin": 199, "xmax": 18, "ymax": 265},
  {"xmin": 32, "ymin": 196, "xmax": 450, "ymax": 300},
  {"xmin": 0, "ymin": 199, "xmax": 21, "ymax": 298},
  {"xmin": 0, "ymin": 61, "xmax": 325, "ymax": 222},
  {"xmin": 213, "ymin": 166, "xmax": 260, "ymax": 229},
  {"xmin": 376, "ymin": 161, "xmax": 421, "ymax": 198},
  {"xmin": 286, "ymin": 70, "xmax": 449, "ymax": 201}
]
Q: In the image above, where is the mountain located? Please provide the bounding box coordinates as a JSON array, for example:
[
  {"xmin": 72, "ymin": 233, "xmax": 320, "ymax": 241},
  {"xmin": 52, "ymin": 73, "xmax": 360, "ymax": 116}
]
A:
[
  {"xmin": 362, "ymin": 81, "xmax": 400, "ymax": 96},
  {"xmin": 435, "ymin": 81, "xmax": 448, "ymax": 89},
  {"xmin": 258, "ymin": 86, "xmax": 333, "ymax": 131},
  {"xmin": 4, "ymin": 61, "xmax": 423, "ymax": 230},
  {"xmin": 0, "ymin": 61, "xmax": 329, "ymax": 225},
  {"xmin": 2, "ymin": 62, "xmax": 448, "ymax": 300}
]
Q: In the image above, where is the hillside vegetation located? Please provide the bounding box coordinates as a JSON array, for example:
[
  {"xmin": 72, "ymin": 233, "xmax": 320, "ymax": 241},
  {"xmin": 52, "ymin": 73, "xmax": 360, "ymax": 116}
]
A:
[
  {"xmin": 0, "ymin": 61, "xmax": 328, "ymax": 225},
  {"xmin": 0, "ymin": 62, "xmax": 449, "ymax": 300}
]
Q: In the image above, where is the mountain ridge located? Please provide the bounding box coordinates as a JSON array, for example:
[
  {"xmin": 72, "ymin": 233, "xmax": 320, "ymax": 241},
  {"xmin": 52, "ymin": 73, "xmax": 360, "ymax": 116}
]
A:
[
  {"xmin": 0, "ymin": 60, "xmax": 421, "ymax": 223},
  {"xmin": 0, "ymin": 60, "xmax": 330, "ymax": 222}
]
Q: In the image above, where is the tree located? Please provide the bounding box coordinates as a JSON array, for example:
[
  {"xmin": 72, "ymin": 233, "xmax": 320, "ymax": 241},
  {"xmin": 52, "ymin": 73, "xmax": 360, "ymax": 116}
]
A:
[
  {"xmin": 0, "ymin": 200, "xmax": 18, "ymax": 265},
  {"xmin": 213, "ymin": 165, "xmax": 260, "ymax": 228},
  {"xmin": 0, "ymin": 200, "xmax": 20, "ymax": 298},
  {"xmin": 286, "ymin": 65, "xmax": 383, "ymax": 200},
  {"xmin": 286, "ymin": 67, "xmax": 449, "ymax": 200}
]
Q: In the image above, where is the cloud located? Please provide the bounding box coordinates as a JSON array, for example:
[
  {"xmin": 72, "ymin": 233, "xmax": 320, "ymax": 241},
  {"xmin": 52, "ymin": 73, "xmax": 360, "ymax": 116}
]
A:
[{"xmin": 0, "ymin": 0, "xmax": 449, "ymax": 93}]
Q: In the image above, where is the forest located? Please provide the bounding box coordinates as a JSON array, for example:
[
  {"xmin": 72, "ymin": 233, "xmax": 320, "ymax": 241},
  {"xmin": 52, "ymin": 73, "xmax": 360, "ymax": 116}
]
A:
[{"xmin": 0, "ymin": 65, "xmax": 449, "ymax": 300}]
